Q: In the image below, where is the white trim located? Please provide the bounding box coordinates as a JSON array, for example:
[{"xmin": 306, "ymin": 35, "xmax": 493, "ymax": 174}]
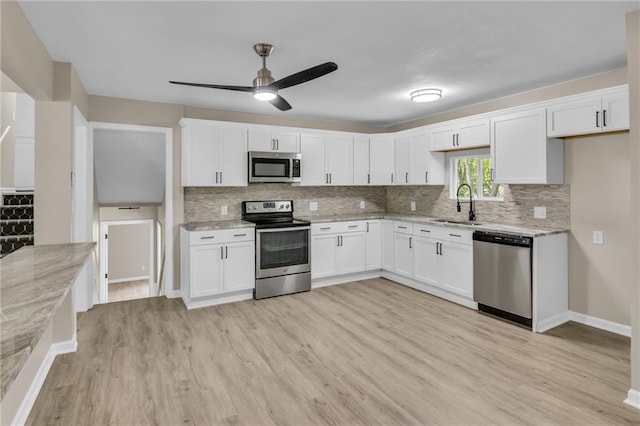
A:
[
  {"xmin": 108, "ymin": 275, "xmax": 150, "ymax": 284},
  {"xmin": 312, "ymin": 270, "xmax": 382, "ymax": 288},
  {"xmin": 182, "ymin": 290, "xmax": 253, "ymax": 310},
  {"xmin": 568, "ymin": 311, "xmax": 632, "ymax": 337},
  {"xmin": 90, "ymin": 122, "xmax": 173, "ymax": 301},
  {"xmin": 624, "ymin": 389, "xmax": 640, "ymax": 410},
  {"xmin": 11, "ymin": 339, "xmax": 77, "ymax": 426},
  {"xmin": 535, "ymin": 312, "xmax": 571, "ymax": 333},
  {"xmin": 164, "ymin": 288, "xmax": 182, "ymax": 299}
]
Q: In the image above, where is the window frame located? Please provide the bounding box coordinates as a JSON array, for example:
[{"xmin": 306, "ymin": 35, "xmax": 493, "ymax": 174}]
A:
[{"xmin": 449, "ymin": 153, "xmax": 504, "ymax": 201}]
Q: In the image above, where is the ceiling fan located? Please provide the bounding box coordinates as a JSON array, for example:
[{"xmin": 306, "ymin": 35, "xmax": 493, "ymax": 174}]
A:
[{"xmin": 169, "ymin": 43, "xmax": 338, "ymax": 111}]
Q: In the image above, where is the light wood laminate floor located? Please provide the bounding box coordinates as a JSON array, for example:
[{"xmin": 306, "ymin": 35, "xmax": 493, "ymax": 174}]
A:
[
  {"xmin": 108, "ymin": 279, "xmax": 149, "ymax": 303},
  {"xmin": 28, "ymin": 278, "xmax": 639, "ymax": 425}
]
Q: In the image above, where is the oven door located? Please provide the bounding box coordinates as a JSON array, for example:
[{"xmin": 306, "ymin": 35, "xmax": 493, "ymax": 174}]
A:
[
  {"xmin": 249, "ymin": 155, "xmax": 292, "ymax": 183},
  {"xmin": 256, "ymin": 226, "xmax": 310, "ymax": 279}
]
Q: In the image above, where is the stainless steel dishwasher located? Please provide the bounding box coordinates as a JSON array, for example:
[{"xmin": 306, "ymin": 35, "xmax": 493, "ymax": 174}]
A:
[{"xmin": 473, "ymin": 231, "xmax": 533, "ymax": 327}]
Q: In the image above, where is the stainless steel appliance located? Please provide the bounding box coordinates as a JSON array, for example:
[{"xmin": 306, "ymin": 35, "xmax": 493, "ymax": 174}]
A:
[
  {"xmin": 248, "ymin": 151, "xmax": 301, "ymax": 183},
  {"xmin": 473, "ymin": 231, "xmax": 533, "ymax": 327},
  {"xmin": 242, "ymin": 200, "xmax": 311, "ymax": 299}
]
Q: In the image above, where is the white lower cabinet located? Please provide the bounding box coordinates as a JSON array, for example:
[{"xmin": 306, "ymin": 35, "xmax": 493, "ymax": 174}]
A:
[
  {"xmin": 364, "ymin": 221, "xmax": 381, "ymax": 270},
  {"xmin": 311, "ymin": 221, "xmax": 367, "ymax": 279},
  {"xmin": 381, "ymin": 220, "xmax": 394, "ymax": 271},
  {"xmin": 439, "ymin": 238, "xmax": 473, "ymax": 298},
  {"xmin": 181, "ymin": 227, "xmax": 255, "ymax": 308},
  {"xmin": 393, "ymin": 224, "xmax": 413, "ymax": 278},
  {"xmin": 412, "ymin": 235, "xmax": 439, "ymax": 286}
]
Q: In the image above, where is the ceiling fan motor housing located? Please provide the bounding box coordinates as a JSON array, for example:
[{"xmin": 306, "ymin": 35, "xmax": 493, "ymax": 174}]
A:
[{"xmin": 253, "ymin": 68, "xmax": 274, "ymax": 88}]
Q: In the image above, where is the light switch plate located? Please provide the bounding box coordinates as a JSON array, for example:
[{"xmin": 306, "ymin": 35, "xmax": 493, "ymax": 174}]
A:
[
  {"xmin": 310, "ymin": 201, "xmax": 318, "ymax": 211},
  {"xmin": 360, "ymin": 201, "xmax": 365, "ymax": 209},
  {"xmin": 221, "ymin": 205, "xmax": 228, "ymax": 215},
  {"xmin": 593, "ymin": 230, "xmax": 604, "ymax": 245},
  {"xmin": 410, "ymin": 201, "xmax": 416, "ymax": 211},
  {"xmin": 534, "ymin": 206, "xmax": 547, "ymax": 219}
]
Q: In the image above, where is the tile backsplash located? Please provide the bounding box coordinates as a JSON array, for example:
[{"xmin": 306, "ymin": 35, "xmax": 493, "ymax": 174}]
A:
[
  {"xmin": 184, "ymin": 185, "xmax": 387, "ymax": 222},
  {"xmin": 185, "ymin": 184, "xmax": 570, "ymax": 229},
  {"xmin": 386, "ymin": 184, "xmax": 570, "ymax": 229}
]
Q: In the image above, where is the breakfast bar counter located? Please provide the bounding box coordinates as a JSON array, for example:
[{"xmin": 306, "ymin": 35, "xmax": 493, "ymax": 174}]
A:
[{"xmin": 0, "ymin": 242, "xmax": 95, "ymax": 424}]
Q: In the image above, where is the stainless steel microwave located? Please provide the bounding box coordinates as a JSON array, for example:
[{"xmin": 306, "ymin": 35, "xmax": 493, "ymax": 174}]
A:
[{"xmin": 248, "ymin": 151, "xmax": 301, "ymax": 183}]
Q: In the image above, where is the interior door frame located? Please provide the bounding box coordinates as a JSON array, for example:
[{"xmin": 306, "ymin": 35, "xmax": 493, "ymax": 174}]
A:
[
  {"xmin": 90, "ymin": 122, "xmax": 174, "ymax": 300},
  {"xmin": 100, "ymin": 219, "xmax": 155, "ymax": 303}
]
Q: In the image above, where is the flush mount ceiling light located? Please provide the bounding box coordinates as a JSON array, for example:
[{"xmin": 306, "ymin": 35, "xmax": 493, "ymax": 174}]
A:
[
  {"xmin": 253, "ymin": 88, "xmax": 277, "ymax": 101},
  {"xmin": 410, "ymin": 88, "xmax": 442, "ymax": 103}
]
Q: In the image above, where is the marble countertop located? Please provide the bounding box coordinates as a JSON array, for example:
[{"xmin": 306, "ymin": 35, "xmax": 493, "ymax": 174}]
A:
[
  {"xmin": 1, "ymin": 243, "xmax": 95, "ymax": 399},
  {"xmin": 181, "ymin": 220, "xmax": 256, "ymax": 231},
  {"xmin": 297, "ymin": 213, "xmax": 567, "ymax": 238}
]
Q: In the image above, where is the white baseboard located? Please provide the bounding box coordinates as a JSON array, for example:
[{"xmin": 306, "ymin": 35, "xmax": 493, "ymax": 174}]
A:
[
  {"xmin": 12, "ymin": 338, "xmax": 77, "ymax": 426},
  {"xmin": 624, "ymin": 389, "xmax": 640, "ymax": 410},
  {"xmin": 182, "ymin": 291, "xmax": 253, "ymax": 310},
  {"xmin": 108, "ymin": 275, "xmax": 149, "ymax": 284},
  {"xmin": 164, "ymin": 288, "xmax": 182, "ymax": 299},
  {"xmin": 535, "ymin": 312, "xmax": 571, "ymax": 333},
  {"xmin": 312, "ymin": 270, "xmax": 381, "ymax": 288},
  {"xmin": 569, "ymin": 311, "xmax": 632, "ymax": 337}
]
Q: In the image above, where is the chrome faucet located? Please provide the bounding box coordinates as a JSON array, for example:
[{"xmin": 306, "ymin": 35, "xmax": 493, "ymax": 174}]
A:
[{"xmin": 456, "ymin": 183, "xmax": 476, "ymax": 221}]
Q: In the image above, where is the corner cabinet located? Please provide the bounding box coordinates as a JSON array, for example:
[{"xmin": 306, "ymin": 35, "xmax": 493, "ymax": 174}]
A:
[
  {"xmin": 429, "ymin": 118, "xmax": 490, "ymax": 151},
  {"xmin": 311, "ymin": 221, "xmax": 366, "ymax": 279},
  {"xmin": 394, "ymin": 133, "xmax": 444, "ymax": 185},
  {"xmin": 300, "ymin": 133, "xmax": 353, "ymax": 186},
  {"xmin": 180, "ymin": 227, "xmax": 255, "ymax": 309},
  {"xmin": 546, "ymin": 86, "xmax": 629, "ymax": 138},
  {"xmin": 491, "ymin": 108, "xmax": 563, "ymax": 184},
  {"xmin": 180, "ymin": 118, "xmax": 248, "ymax": 187}
]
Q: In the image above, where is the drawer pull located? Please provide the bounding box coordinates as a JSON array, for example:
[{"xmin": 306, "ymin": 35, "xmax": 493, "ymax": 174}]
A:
[
  {"xmin": 398, "ymin": 226, "xmax": 407, "ymax": 229},
  {"xmin": 449, "ymin": 233, "xmax": 462, "ymax": 238},
  {"xmin": 420, "ymin": 229, "xmax": 431, "ymax": 233},
  {"xmin": 348, "ymin": 225, "xmax": 358, "ymax": 229},
  {"xmin": 320, "ymin": 227, "xmax": 331, "ymax": 230},
  {"xmin": 233, "ymin": 233, "xmax": 247, "ymax": 237},
  {"xmin": 200, "ymin": 236, "xmax": 215, "ymax": 240}
]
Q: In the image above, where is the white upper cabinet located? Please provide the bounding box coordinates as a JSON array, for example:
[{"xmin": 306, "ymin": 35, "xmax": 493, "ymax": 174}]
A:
[
  {"xmin": 247, "ymin": 127, "xmax": 300, "ymax": 152},
  {"xmin": 401, "ymin": 132, "xmax": 445, "ymax": 185},
  {"xmin": 394, "ymin": 135, "xmax": 411, "ymax": 185},
  {"xmin": 491, "ymin": 108, "xmax": 563, "ymax": 184},
  {"xmin": 353, "ymin": 135, "xmax": 370, "ymax": 185},
  {"xmin": 181, "ymin": 119, "xmax": 248, "ymax": 187},
  {"xmin": 546, "ymin": 86, "xmax": 629, "ymax": 137},
  {"xmin": 300, "ymin": 133, "xmax": 353, "ymax": 186},
  {"xmin": 369, "ymin": 134, "xmax": 395, "ymax": 185},
  {"xmin": 429, "ymin": 118, "xmax": 490, "ymax": 151}
]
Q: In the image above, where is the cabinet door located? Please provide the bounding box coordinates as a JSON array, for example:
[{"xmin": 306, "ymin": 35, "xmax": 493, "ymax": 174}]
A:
[
  {"xmin": 353, "ymin": 136, "xmax": 370, "ymax": 185},
  {"xmin": 365, "ymin": 221, "xmax": 381, "ymax": 270},
  {"xmin": 381, "ymin": 220, "xmax": 394, "ymax": 271},
  {"xmin": 429, "ymin": 126, "xmax": 457, "ymax": 151},
  {"xmin": 189, "ymin": 244, "xmax": 224, "ymax": 298},
  {"xmin": 393, "ymin": 233, "xmax": 413, "ymax": 278},
  {"xmin": 369, "ymin": 135, "xmax": 395, "ymax": 185},
  {"xmin": 219, "ymin": 127, "xmax": 248, "ymax": 186},
  {"xmin": 182, "ymin": 125, "xmax": 218, "ymax": 186},
  {"xmin": 547, "ymin": 97, "xmax": 601, "ymax": 137},
  {"xmin": 247, "ymin": 128, "xmax": 276, "ymax": 151},
  {"xmin": 601, "ymin": 93, "xmax": 629, "ymax": 132},
  {"xmin": 394, "ymin": 135, "xmax": 411, "ymax": 185},
  {"xmin": 412, "ymin": 236, "xmax": 440, "ymax": 286},
  {"xmin": 339, "ymin": 232, "xmax": 366, "ymax": 274},
  {"xmin": 441, "ymin": 242, "xmax": 473, "ymax": 298},
  {"xmin": 223, "ymin": 242, "xmax": 255, "ymax": 292},
  {"xmin": 325, "ymin": 135, "xmax": 353, "ymax": 185},
  {"xmin": 311, "ymin": 234, "xmax": 339, "ymax": 278},
  {"xmin": 492, "ymin": 108, "xmax": 551, "ymax": 184},
  {"xmin": 457, "ymin": 119, "xmax": 490, "ymax": 149},
  {"xmin": 300, "ymin": 135, "xmax": 327, "ymax": 185},
  {"xmin": 408, "ymin": 133, "xmax": 445, "ymax": 185},
  {"xmin": 272, "ymin": 132, "xmax": 300, "ymax": 152}
]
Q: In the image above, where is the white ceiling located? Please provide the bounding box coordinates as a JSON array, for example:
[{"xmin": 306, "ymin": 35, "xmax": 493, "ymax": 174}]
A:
[{"xmin": 17, "ymin": 1, "xmax": 640, "ymax": 127}]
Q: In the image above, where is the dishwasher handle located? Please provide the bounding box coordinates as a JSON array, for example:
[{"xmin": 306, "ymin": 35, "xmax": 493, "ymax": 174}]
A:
[{"xmin": 472, "ymin": 231, "xmax": 532, "ymax": 248}]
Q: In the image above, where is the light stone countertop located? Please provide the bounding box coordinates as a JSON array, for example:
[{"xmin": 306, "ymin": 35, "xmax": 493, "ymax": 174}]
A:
[
  {"xmin": 297, "ymin": 213, "xmax": 568, "ymax": 238},
  {"xmin": 0, "ymin": 242, "xmax": 95, "ymax": 399},
  {"xmin": 181, "ymin": 220, "xmax": 256, "ymax": 231}
]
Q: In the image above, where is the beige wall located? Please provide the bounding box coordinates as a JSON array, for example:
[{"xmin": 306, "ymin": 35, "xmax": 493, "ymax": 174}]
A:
[
  {"xmin": 1, "ymin": 92, "xmax": 16, "ymax": 187},
  {"xmin": 626, "ymin": 10, "xmax": 640, "ymax": 394},
  {"xmin": 54, "ymin": 62, "xmax": 89, "ymax": 118},
  {"xmin": 107, "ymin": 222, "xmax": 150, "ymax": 281},
  {"xmin": 565, "ymin": 132, "xmax": 632, "ymax": 325}
]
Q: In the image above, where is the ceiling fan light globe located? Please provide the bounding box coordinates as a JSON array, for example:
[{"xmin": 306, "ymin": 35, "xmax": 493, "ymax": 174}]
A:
[{"xmin": 254, "ymin": 90, "xmax": 277, "ymax": 101}]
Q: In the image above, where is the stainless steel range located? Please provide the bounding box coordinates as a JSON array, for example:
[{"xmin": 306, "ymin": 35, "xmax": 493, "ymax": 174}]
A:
[{"xmin": 242, "ymin": 200, "xmax": 311, "ymax": 299}]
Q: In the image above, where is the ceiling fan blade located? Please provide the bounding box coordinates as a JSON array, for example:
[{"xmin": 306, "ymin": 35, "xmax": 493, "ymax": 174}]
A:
[
  {"xmin": 269, "ymin": 62, "xmax": 338, "ymax": 91},
  {"xmin": 269, "ymin": 95, "xmax": 292, "ymax": 111},
  {"xmin": 169, "ymin": 81, "xmax": 254, "ymax": 92}
]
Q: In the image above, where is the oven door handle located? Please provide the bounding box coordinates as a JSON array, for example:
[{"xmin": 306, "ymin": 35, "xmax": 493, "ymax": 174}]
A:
[{"xmin": 255, "ymin": 226, "xmax": 311, "ymax": 234}]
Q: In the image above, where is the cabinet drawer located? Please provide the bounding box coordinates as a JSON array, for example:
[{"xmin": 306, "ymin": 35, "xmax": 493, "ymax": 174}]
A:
[
  {"xmin": 312, "ymin": 221, "xmax": 365, "ymax": 235},
  {"xmin": 189, "ymin": 227, "xmax": 255, "ymax": 246},
  {"xmin": 412, "ymin": 224, "xmax": 442, "ymax": 238},
  {"xmin": 394, "ymin": 221, "xmax": 413, "ymax": 234},
  {"xmin": 441, "ymin": 228, "xmax": 473, "ymax": 244}
]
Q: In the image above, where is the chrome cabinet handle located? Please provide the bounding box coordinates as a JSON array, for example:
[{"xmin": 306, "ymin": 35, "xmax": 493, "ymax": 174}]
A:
[
  {"xmin": 200, "ymin": 236, "xmax": 215, "ymax": 240},
  {"xmin": 449, "ymin": 233, "xmax": 462, "ymax": 238},
  {"xmin": 215, "ymin": 171, "xmax": 218, "ymax": 184},
  {"xmin": 405, "ymin": 172, "xmax": 409, "ymax": 183},
  {"xmin": 440, "ymin": 242, "xmax": 444, "ymax": 255},
  {"xmin": 425, "ymin": 171, "xmax": 428, "ymax": 183},
  {"xmin": 452, "ymin": 134, "xmax": 456, "ymax": 147},
  {"xmin": 409, "ymin": 237, "xmax": 412, "ymax": 249},
  {"xmin": 603, "ymin": 110, "xmax": 607, "ymax": 127},
  {"xmin": 320, "ymin": 227, "xmax": 331, "ymax": 230},
  {"xmin": 219, "ymin": 171, "xmax": 222, "ymax": 183},
  {"xmin": 436, "ymin": 242, "xmax": 439, "ymax": 255},
  {"xmin": 420, "ymin": 229, "xmax": 430, "ymax": 233},
  {"xmin": 596, "ymin": 111, "xmax": 600, "ymax": 128},
  {"xmin": 225, "ymin": 246, "xmax": 228, "ymax": 258},
  {"xmin": 233, "ymin": 233, "xmax": 246, "ymax": 237},
  {"xmin": 337, "ymin": 236, "xmax": 340, "ymax": 246},
  {"xmin": 348, "ymin": 225, "xmax": 358, "ymax": 228},
  {"xmin": 367, "ymin": 174, "xmax": 371, "ymax": 184},
  {"xmin": 398, "ymin": 226, "xmax": 407, "ymax": 229}
]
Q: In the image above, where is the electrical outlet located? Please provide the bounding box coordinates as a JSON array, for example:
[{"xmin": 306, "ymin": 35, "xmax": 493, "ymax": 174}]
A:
[
  {"xmin": 410, "ymin": 201, "xmax": 416, "ymax": 211},
  {"xmin": 593, "ymin": 230, "xmax": 604, "ymax": 245},
  {"xmin": 534, "ymin": 206, "xmax": 546, "ymax": 219},
  {"xmin": 221, "ymin": 205, "xmax": 228, "ymax": 215},
  {"xmin": 360, "ymin": 201, "xmax": 365, "ymax": 209},
  {"xmin": 310, "ymin": 201, "xmax": 318, "ymax": 211}
]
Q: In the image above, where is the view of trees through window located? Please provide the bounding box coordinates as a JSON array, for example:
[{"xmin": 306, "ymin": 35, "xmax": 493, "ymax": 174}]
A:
[{"xmin": 454, "ymin": 156, "xmax": 503, "ymax": 199}]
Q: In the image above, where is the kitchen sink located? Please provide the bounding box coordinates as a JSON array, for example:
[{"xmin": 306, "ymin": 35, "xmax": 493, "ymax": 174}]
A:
[{"xmin": 432, "ymin": 219, "xmax": 484, "ymax": 226}]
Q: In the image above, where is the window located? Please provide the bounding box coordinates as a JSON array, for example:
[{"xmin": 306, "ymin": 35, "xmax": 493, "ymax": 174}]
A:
[{"xmin": 451, "ymin": 154, "xmax": 503, "ymax": 200}]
